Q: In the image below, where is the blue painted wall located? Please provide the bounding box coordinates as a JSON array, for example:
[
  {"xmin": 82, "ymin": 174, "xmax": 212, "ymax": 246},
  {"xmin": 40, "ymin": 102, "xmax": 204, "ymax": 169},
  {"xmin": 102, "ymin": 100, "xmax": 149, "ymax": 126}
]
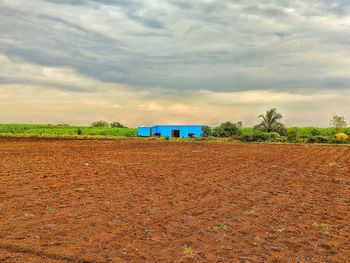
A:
[
  {"xmin": 138, "ymin": 126, "xmax": 152, "ymax": 137},
  {"xmin": 138, "ymin": 125, "xmax": 205, "ymax": 138}
]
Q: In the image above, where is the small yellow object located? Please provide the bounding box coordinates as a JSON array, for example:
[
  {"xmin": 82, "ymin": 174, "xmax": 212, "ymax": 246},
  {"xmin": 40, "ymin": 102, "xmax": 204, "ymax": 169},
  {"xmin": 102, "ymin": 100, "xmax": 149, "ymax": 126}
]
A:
[
  {"xmin": 183, "ymin": 246, "xmax": 194, "ymax": 255},
  {"xmin": 335, "ymin": 133, "xmax": 348, "ymax": 140}
]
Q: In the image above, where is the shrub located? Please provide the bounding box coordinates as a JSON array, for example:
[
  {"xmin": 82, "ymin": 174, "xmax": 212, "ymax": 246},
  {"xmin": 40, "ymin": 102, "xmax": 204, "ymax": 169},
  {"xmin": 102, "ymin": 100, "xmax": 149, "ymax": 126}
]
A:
[
  {"xmin": 212, "ymin": 122, "xmax": 241, "ymax": 137},
  {"xmin": 240, "ymin": 132, "xmax": 279, "ymax": 142},
  {"xmin": 275, "ymin": 126, "xmax": 288, "ymax": 136},
  {"xmin": 110, "ymin": 122, "xmax": 126, "ymax": 128},
  {"xmin": 92, "ymin": 120, "xmax": 110, "ymax": 128},
  {"xmin": 307, "ymin": 136, "xmax": 330, "ymax": 144},
  {"xmin": 201, "ymin": 126, "xmax": 212, "ymax": 137},
  {"xmin": 77, "ymin": 127, "xmax": 83, "ymax": 135},
  {"xmin": 287, "ymin": 129, "xmax": 297, "ymax": 142},
  {"xmin": 330, "ymin": 138, "xmax": 348, "ymax": 144},
  {"xmin": 310, "ymin": 128, "xmax": 321, "ymax": 136}
]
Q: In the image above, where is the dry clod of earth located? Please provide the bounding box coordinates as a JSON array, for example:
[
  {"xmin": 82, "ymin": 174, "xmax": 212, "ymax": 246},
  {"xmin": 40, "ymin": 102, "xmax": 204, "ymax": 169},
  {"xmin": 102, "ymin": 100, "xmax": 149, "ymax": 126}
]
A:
[{"xmin": 74, "ymin": 187, "xmax": 86, "ymax": 193}]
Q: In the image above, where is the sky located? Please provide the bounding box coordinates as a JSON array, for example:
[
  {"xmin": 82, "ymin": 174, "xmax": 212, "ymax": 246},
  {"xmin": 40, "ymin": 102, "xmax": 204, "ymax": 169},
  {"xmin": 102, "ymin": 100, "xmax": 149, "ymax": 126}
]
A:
[{"xmin": 0, "ymin": 0, "xmax": 349, "ymax": 127}]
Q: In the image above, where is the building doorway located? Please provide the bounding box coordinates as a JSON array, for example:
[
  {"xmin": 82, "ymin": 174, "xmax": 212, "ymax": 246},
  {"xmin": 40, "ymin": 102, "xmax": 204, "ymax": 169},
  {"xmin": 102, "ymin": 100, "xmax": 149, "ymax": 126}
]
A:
[{"xmin": 172, "ymin": 130, "xmax": 180, "ymax": 138}]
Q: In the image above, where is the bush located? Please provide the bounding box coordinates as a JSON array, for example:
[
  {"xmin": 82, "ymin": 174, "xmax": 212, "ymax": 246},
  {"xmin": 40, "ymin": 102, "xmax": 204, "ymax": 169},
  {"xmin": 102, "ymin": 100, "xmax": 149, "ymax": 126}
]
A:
[
  {"xmin": 110, "ymin": 122, "xmax": 126, "ymax": 128},
  {"xmin": 310, "ymin": 128, "xmax": 321, "ymax": 136},
  {"xmin": 92, "ymin": 120, "xmax": 110, "ymax": 128},
  {"xmin": 330, "ymin": 138, "xmax": 348, "ymax": 144},
  {"xmin": 287, "ymin": 129, "xmax": 297, "ymax": 142},
  {"xmin": 307, "ymin": 136, "xmax": 330, "ymax": 144},
  {"xmin": 275, "ymin": 126, "xmax": 288, "ymax": 136},
  {"xmin": 212, "ymin": 122, "xmax": 241, "ymax": 137},
  {"xmin": 77, "ymin": 127, "xmax": 83, "ymax": 135},
  {"xmin": 201, "ymin": 126, "xmax": 212, "ymax": 137},
  {"xmin": 240, "ymin": 132, "xmax": 279, "ymax": 142}
]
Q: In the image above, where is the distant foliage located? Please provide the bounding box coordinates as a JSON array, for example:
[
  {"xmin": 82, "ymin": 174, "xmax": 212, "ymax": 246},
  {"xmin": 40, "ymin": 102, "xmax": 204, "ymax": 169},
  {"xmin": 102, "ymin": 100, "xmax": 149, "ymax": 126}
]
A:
[
  {"xmin": 110, "ymin": 122, "xmax": 126, "ymax": 128},
  {"xmin": 92, "ymin": 120, "xmax": 110, "ymax": 128},
  {"xmin": 240, "ymin": 132, "xmax": 280, "ymax": 142},
  {"xmin": 310, "ymin": 128, "xmax": 321, "ymax": 136},
  {"xmin": 201, "ymin": 126, "xmax": 212, "ymax": 137},
  {"xmin": 307, "ymin": 136, "xmax": 330, "ymax": 144},
  {"xmin": 236, "ymin": 121, "xmax": 243, "ymax": 128},
  {"xmin": 212, "ymin": 121, "xmax": 241, "ymax": 137},
  {"xmin": 330, "ymin": 115, "xmax": 347, "ymax": 132},
  {"xmin": 254, "ymin": 108, "xmax": 286, "ymax": 135},
  {"xmin": 287, "ymin": 128, "xmax": 298, "ymax": 142},
  {"xmin": 77, "ymin": 127, "xmax": 83, "ymax": 135}
]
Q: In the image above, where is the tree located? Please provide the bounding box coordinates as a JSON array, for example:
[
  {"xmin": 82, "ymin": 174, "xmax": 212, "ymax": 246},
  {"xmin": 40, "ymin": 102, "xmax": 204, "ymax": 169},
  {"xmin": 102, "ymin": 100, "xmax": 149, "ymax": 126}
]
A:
[
  {"xmin": 254, "ymin": 108, "xmax": 285, "ymax": 134},
  {"xmin": 330, "ymin": 115, "xmax": 347, "ymax": 132},
  {"xmin": 212, "ymin": 121, "xmax": 241, "ymax": 137},
  {"xmin": 110, "ymin": 122, "xmax": 126, "ymax": 128},
  {"xmin": 92, "ymin": 120, "xmax": 110, "ymax": 128},
  {"xmin": 236, "ymin": 121, "xmax": 243, "ymax": 128},
  {"xmin": 201, "ymin": 126, "xmax": 212, "ymax": 137}
]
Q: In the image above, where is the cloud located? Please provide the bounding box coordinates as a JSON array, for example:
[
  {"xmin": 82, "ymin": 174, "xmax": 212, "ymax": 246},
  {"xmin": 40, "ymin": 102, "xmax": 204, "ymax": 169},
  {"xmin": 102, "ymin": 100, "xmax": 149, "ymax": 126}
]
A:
[{"xmin": 0, "ymin": 0, "xmax": 349, "ymax": 125}]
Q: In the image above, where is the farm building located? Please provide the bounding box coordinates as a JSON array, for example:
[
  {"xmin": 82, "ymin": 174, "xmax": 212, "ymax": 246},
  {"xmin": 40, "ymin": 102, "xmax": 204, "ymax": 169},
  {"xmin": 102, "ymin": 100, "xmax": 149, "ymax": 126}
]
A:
[{"xmin": 138, "ymin": 125, "xmax": 205, "ymax": 138}]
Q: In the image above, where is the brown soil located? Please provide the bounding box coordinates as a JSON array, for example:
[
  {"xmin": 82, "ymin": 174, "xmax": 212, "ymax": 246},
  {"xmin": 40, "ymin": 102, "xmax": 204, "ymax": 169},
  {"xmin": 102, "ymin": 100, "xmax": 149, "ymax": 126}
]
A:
[{"xmin": 0, "ymin": 138, "xmax": 349, "ymax": 262}]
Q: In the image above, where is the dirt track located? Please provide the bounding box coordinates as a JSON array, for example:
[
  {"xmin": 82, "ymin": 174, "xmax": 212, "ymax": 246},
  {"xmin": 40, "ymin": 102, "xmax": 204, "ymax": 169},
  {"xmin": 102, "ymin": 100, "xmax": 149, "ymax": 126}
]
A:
[{"xmin": 0, "ymin": 138, "xmax": 349, "ymax": 262}]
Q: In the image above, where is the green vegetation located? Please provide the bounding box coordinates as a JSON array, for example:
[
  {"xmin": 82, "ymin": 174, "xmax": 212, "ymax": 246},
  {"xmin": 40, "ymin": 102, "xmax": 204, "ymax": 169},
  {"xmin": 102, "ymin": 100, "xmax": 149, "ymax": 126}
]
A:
[
  {"xmin": 91, "ymin": 120, "xmax": 110, "ymax": 127},
  {"xmin": 330, "ymin": 115, "xmax": 347, "ymax": 132},
  {"xmin": 92, "ymin": 120, "xmax": 127, "ymax": 128},
  {"xmin": 254, "ymin": 108, "xmax": 286, "ymax": 134},
  {"xmin": 0, "ymin": 124, "xmax": 137, "ymax": 138},
  {"xmin": 0, "ymin": 110, "xmax": 349, "ymax": 145},
  {"xmin": 232, "ymin": 127, "xmax": 349, "ymax": 137},
  {"xmin": 201, "ymin": 125, "xmax": 212, "ymax": 137},
  {"xmin": 208, "ymin": 109, "xmax": 349, "ymax": 144},
  {"xmin": 212, "ymin": 121, "xmax": 242, "ymax": 137},
  {"xmin": 232, "ymin": 127, "xmax": 350, "ymax": 144},
  {"xmin": 110, "ymin": 121, "xmax": 126, "ymax": 128},
  {"xmin": 208, "ymin": 126, "xmax": 350, "ymax": 144}
]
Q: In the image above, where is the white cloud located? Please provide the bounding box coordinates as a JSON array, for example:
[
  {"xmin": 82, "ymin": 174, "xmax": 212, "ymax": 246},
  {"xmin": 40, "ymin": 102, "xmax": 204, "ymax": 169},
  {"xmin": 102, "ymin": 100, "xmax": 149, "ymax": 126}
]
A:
[{"xmin": 0, "ymin": 0, "xmax": 349, "ymax": 126}]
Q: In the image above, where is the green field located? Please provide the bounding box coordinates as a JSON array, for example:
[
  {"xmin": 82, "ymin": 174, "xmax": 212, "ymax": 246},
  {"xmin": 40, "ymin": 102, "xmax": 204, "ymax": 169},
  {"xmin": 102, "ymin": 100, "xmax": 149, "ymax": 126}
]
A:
[{"xmin": 0, "ymin": 124, "xmax": 137, "ymax": 138}]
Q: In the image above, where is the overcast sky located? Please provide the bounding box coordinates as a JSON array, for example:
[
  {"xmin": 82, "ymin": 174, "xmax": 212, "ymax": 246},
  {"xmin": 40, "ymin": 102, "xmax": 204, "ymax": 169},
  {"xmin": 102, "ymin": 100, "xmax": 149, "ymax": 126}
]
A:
[{"xmin": 0, "ymin": 0, "xmax": 349, "ymax": 126}]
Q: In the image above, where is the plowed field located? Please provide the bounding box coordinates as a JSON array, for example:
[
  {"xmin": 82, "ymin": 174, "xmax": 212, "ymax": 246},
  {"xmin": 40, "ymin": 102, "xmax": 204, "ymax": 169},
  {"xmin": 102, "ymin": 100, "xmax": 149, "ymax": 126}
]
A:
[{"xmin": 0, "ymin": 138, "xmax": 349, "ymax": 262}]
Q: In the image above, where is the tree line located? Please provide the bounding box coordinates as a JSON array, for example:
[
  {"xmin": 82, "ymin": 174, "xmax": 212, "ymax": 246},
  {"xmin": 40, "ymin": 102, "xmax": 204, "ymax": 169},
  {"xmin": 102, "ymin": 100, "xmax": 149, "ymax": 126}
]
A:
[{"xmin": 201, "ymin": 108, "xmax": 348, "ymax": 143}]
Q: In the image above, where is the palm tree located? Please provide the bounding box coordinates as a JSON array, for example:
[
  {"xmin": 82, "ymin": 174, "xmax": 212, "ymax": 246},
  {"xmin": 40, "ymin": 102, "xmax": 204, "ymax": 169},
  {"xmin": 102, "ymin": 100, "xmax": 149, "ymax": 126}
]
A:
[{"xmin": 254, "ymin": 108, "xmax": 285, "ymax": 133}]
